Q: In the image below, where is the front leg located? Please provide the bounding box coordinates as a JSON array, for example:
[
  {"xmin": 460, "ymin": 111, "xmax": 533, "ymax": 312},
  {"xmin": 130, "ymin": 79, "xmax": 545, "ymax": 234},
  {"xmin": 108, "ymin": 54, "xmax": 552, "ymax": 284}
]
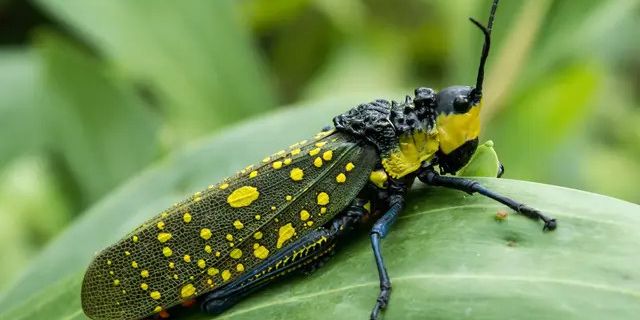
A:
[
  {"xmin": 419, "ymin": 168, "xmax": 557, "ymax": 231},
  {"xmin": 369, "ymin": 179, "xmax": 408, "ymax": 320}
]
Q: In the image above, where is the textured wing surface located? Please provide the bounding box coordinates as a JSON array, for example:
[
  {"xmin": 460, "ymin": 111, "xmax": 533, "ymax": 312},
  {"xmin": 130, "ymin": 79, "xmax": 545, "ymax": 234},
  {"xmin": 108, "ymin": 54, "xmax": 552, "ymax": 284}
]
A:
[{"xmin": 81, "ymin": 130, "xmax": 378, "ymax": 320}]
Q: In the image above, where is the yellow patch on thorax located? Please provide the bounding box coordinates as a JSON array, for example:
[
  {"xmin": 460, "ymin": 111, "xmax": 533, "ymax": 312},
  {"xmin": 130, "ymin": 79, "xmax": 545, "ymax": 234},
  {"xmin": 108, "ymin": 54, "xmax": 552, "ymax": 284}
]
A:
[
  {"xmin": 381, "ymin": 129, "xmax": 439, "ymax": 178},
  {"xmin": 369, "ymin": 170, "xmax": 388, "ymax": 189},
  {"xmin": 437, "ymin": 104, "xmax": 481, "ymax": 154}
]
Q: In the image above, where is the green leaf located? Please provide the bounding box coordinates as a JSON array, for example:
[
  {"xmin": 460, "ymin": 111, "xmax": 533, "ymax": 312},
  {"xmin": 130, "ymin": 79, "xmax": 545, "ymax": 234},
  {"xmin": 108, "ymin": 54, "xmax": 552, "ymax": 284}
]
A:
[
  {"xmin": 457, "ymin": 140, "xmax": 501, "ymax": 177},
  {"xmin": 34, "ymin": 0, "xmax": 276, "ymax": 141},
  {"xmin": 1, "ymin": 99, "xmax": 639, "ymax": 319}
]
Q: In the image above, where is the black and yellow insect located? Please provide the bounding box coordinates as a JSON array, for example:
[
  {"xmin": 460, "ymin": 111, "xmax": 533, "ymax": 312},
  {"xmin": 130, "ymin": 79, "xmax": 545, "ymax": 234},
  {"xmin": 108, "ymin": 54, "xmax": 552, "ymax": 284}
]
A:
[{"xmin": 81, "ymin": 1, "xmax": 556, "ymax": 319}]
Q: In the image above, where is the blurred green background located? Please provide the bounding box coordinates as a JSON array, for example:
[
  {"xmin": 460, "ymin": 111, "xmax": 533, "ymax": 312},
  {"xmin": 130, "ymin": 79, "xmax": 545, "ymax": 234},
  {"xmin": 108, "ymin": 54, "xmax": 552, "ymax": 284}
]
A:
[{"xmin": 0, "ymin": 0, "xmax": 638, "ymax": 294}]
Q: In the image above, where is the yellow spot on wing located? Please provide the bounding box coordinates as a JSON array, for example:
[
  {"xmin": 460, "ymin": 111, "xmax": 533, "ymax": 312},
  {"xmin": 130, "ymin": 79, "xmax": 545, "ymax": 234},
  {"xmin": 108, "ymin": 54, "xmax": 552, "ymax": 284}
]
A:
[
  {"xmin": 208, "ymin": 268, "xmax": 219, "ymax": 275},
  {"xmin": 320, "ymin": 207, "xmax": 327, "ymax": 214},
  {"xmin": 198, "ymin": 259, "xmax": 206, "ymax": 268},
  {"xmin": 276, "ymin": 223, "xmax": 296, "ymax": 249},
  {"xmin": 283, "ymin": 158, "xmax": 292, "ymax": 165},
  {"xmin": 313, "ymin": 157, "xmax": 323, "ymax": 167},
  {"xmin": 181, "ymin": 284, "xmax": 196, "ymax": 298},
  {"xmin": 227, "ymin": 186, "xmax": 260, "ymax": 208},
  {"xmin": 230, "ymin": 248, "xmax": 242, "ymax": 259},
  {"xmin": 309, "ymin": 148, "xmax": 321, "ymax": 156},
  {"xmin": 300, "ymin": 210, "xmax": 310, "ymax": 221},
  {"xmin": 200, "ymin": 228, "xmax": 212, "ymax": 240},
  {"xmin": 255, "ymin": 214, "xmax": 261, "ymax": 220},
  {"xmin": 183, "ymin": 255, "xmax": 191, "ymax": 263},
  {"xmin": 322, "ymin": 150, "xmax": 333, "ymax": 161},
  {"xmin": 237, "ymin": 264, "xmax": 245, "ymax": 272},
  {"xmin": 272, "ymin": 161, "xmax": 283, "ymax": 169},
  {"xmin": 169, "ymin": 262, "xmax": 175, "ymax": 269},
  {"xmin": 131, "ymin": 261, "xmax": 138, "ymax": 268},
  {"xmin": 113, "ymin": 279, "xmax": 120, "ymax": 286},
  {"xmin": 285, "ymin": 195, "xmax": 292, "ymax": 201},
  {"xmin": 183, "ymin": 212, "xmax": 192, "ymax": 223},
  {"xmin": 162, "ymin": 247, "xmax": 173, "ymax": 257},
  {"xmin": 226, "ymin": 234, "xmax": 234, "ymax": 241},
  {"xmin": 157, "ymin": 232, "xmax": 172, "ymax": 243},
  {"xmin": 254, "ymin": 231, "xmax": 263, "ymax": 240},
  {"xmin": 336, "ymin": 173, "xmax": 346, "ymax": 183},
  {"xmin": 132, "ymin": 236, "xmax": 139, "ymax": 243},
  {"xmin": 315, "ymin": 141, "xmax": 327, "ymax": 147},
  {"xmin": 154, "ymin": 306, "xmax": 162, "ymax": 313},
  {"xmin": 222, "ymin": 270, "xmax": 231, "ymax": 281},
  {"xmin": 291, "ymin": 148, "xmax": 301, "ymax": 155},
  {"xmin": 317, "ymin": 192, "xmax": 330, "ymax": 205},
  {"xmin": 150, "ymin": 291, "xmax": 161, "ymax": 300},
  {"xmin": 346, "ymin": 162, "xmax": 355, "ymax": 171},
  {"xmin": 205, "ymin": 245, "xmax": 212, "ymax": 253},
  {"xmin": 290, "ymin": 168, "xmax": 304, "ymax": 181},
  {"xmin": 157, "ymin": 221, "xmax": 165, "ymax": 230},
  {"xmin": 219, "ymin": 183, "xmax": 229, "ymax": 190},
  {"xmin": 254, "ymin": 245, "xmax": 270, "ymax": 259},
  {"xmin": 141, "ymin": 270, "xmax": 149, "ymax": 278},
  {"xmin": 141, "ymin": 283, "xmax": 148, "ymax": 290},
  {"xmin": 233, "ymin": 220, "xmax": 244, "ymax": 229},
  {"xmin": 262, "ymin": 157, "xmax": 270, "ymax": 163}
]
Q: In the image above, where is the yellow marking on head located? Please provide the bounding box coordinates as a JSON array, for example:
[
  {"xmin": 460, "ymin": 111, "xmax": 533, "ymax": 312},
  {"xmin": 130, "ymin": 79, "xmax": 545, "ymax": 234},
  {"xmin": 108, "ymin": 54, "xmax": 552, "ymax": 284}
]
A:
[
  {"xmin": 437, "ymin": 104, "xmax": 481, "ymax": 154},
  {"xmin": 157, "ymin": 221, "xmax": 165, "ymax": 230},
  {"xmin": 157, "ymin": 232, "xmax": 172, "ymax": 243},
  {"xmin": 222, "ymin": 270, "xmax": 232, "ymax": 281},
  {"xmin": 197, "ymin": 259, "xmax": 206, "ymax": 269},
  {"xmin": 276, "ymin": 223, "xmax": 296, "ymax": 249},
  {"xmin": 230, "ymin": 248, "xmax": 242, "ymax": 259},
  {"xmin": 364, "ymin": 201, "xmax": 371, "ymax": 212},
  {"xmin": 262, "ymin": 156, "xmax": 271, "ymax": 163},
  {"xmin": 283, "ymin": 158, "xmax": 292, "ymax": 165},
  {"xmin": 272, "ymin": 161, "xmax": 283, "ymax": 169},
  {"xmin": 125, "ymin": 251, "xmax": 131, "ymax": 256},
  {"xmin": 150, "ymin": 291, "xmax": 161, "ymax": 300},
  {"xmin": 227, "ymin": 186, "xmax": 260, "ymax": 208},
  {"xmin": 306, "ymin": 221, "xmax": 314, "ymax": 227},
  {"xmin": 285, "ymin": 195, "xmax": 293, "ymax": 201},
  {"xmin": 249, "ymin": 170, "xmax": 258, "ymax": 178},
  {"xmin": 131, "ymin": 261, "xmax": 138, "ymax": 268},
  {"xmin": 154, "ymin": 306, "xmax": 162, "ymax": 313},
  {"xmin": 345, "ymin": 163, "xmax": 355, "ymax": 172},
  {"xmin": 162, "ymin": 247, "xmax": 173, "ymax": 257},
  {"xmin": 132, "ymin": 235, "xmax": 138, "ymax": 243},
  {"xmin": 309, "ymin": 147, "xmax": 321, "ymax": 156},
  {"xmin": 141, "ymin": 283, "xmax": 148, "ymax": 290},
  {"xmin": 207, "ymin": 268, "xmax": 219, "ymax": 276},
  {"xmin": 369, "ymin": 170, "xmax": 388, "ymax": 189},
  {"xmin": 320, "ymin": 207, "xmax": 327, "ymax": 214},
  {"xmin": 180, "ymin": 284, "xmax": 196, "ymax": 299},
  {"xmin": 290, "ymin": 168, "xmax": 304, "ymax": 181},
  {"xmin": 237, "ymin": 264, "xmax": 245, "ymax": 272},
  {"xmin": 299, "ymin": 210, "xmax": 310, "ymax": 221},
  {"xmin": 315, "ymin": 141, "xmax": 327, "ymax": 147},
  {"xmin": 226, "ymin": 234, "xmax": 234, "ymax": 241},
  {"xmin": 183, "ymin": 212, "xmax": 192, "ymax": 223},
  {"xmin": 254, "ymin": 231, "xmax": 263, "ymax": 240},
  {"xmin": 200, "ymin": 228, "xmax": 212, "ymax": 240},
  {"xmin": 317, "ymin": 192, "xmax": 330, "ymax": 205},
  {"xmin": 205, "ymin": 245, "xmax": 212, "ymax": 253},
  {"xmin": 254, "ymin": 245, "xmax": 270, "ymax": 259},
  {"xmin": 381, "ymin": 129, "xmax": 439, "ymax": 178},
  {"xmin": 233, "ymin": 220, "xmax": 244, "ymax": 229},
  {"xmin": 183, "ymin": 255, "xmax": 191, "ymax": 263},
  {"xmin": 322, "ymin": 150, "xmax": 333, "ymax": 161},
  {"xmin": 169, "ymin": 262, "xmax": 175, "ymax": 269},
  {"xmin": 219, "ymin": 183, "xmax": 229, "ymax": 190},
  {"xmin": 291, "ymin": 148, "xmax": 301, "ymax": 155},
  {"xmin": 113, "ymin": 279, "xmax": 120, "ymax": 286},
  {"xmin": 255, "ymin": 214, "xmax": 261, "ymax": 220},
  {"xmin": 336, "ymin": 173, "xmax": 346, "ymax": 183},
  {"xmin": 141, "ymin": 270, "xmax": 149, "ymax": 278},
  {"xmin": 313, "ymin": 157, "xmax": 323, "ymax": 167}
]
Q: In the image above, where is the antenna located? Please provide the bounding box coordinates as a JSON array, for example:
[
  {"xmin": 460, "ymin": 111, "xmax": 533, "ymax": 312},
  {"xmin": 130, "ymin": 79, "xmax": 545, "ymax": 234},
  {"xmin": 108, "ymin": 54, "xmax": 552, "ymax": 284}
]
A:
[{"xmin": 470, "ymin": 0, "xmax": 499, "ymax": 102}]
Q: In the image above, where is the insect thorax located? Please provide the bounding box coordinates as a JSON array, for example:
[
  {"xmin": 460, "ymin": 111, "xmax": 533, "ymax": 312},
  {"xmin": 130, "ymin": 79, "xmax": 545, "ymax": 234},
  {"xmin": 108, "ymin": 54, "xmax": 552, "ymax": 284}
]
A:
[{"xmin": 333, "ymin": 98, "xmax": 439, "ymax": 178}]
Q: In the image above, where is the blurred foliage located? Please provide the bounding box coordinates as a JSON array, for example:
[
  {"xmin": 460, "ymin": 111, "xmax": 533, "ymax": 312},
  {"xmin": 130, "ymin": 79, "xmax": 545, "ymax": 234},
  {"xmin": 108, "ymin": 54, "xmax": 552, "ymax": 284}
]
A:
[{"xmin": 0, "ymin": 0, "xmax": 637, "ymax": 299}]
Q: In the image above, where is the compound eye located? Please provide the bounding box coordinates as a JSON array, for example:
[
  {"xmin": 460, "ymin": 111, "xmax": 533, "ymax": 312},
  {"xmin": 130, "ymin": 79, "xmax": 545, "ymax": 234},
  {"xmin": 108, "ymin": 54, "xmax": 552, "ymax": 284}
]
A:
[{"xmin": 453, "ymin": 95, "xmax": 471, "ymax": 113}]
